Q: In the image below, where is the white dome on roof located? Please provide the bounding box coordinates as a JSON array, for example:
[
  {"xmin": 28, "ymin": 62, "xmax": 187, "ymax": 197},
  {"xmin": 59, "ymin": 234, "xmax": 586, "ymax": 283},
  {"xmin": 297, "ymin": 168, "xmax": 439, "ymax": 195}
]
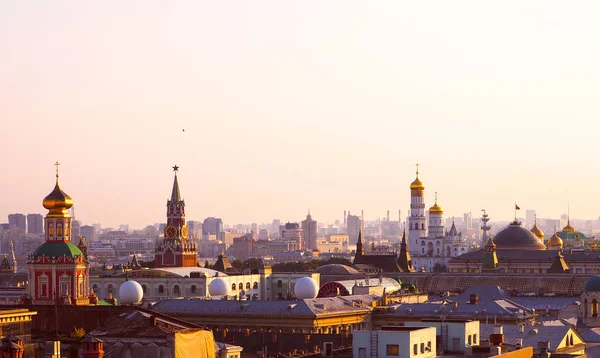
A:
[
  {"xmin": 209, "ymin": 277, "xmax": 229, "ymax": 296},
  {"xmin": 119, "ymin": 280, "xmax": 143, "ymax": 304},
  {"xmin": 294, "ymin": 277, "xmax": 319, "ymax": 299}
]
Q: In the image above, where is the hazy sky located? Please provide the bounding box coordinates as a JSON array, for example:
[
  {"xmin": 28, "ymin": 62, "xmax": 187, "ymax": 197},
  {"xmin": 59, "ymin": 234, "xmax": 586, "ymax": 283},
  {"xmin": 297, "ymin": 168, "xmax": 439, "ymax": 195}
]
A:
[{"xmin": 2, "ymin": 1, "xmax": 599, "ymax": 229}]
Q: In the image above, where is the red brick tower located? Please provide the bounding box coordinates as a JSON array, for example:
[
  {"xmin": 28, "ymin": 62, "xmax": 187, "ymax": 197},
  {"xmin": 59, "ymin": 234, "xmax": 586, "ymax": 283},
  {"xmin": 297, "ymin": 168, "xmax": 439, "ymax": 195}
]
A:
[{"xmin": 154, "ymin": 166, "xmax": 198, "ymax": 267}]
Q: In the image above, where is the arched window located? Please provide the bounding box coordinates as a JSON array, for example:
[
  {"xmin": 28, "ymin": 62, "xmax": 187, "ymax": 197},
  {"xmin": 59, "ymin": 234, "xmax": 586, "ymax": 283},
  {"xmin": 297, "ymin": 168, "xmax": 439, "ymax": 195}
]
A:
[
  {"xmin": 232, "ymin": 283, "xmax": 236, "ymax": 291},
  {"xmin": 277, "ymin": 280, "xmax": 283, "ymax": 288},
  {"xmin": 173, "ymin": 285, "xmax": 180, "ymax": 295},
  {"xmin": 570, "ymin": 335, "xmax": 574, "ymax": 346},
  {"xmin": 473, "ymin": 334, "xmax": 477, "ymax": 344},
  {"xmin": 593, "ymin": 299, "xmax": 598, "ymax": 317},
  {"xmin": 108, "ymin": 284, "xmax": 113, "ymax": 294},
  {"xmin": 253, "ymin": 282, "xmax": 258, "ymax": 289},
  {"xmin": 141, "ymin": 284, "xmax": 147, "ymax": 293},
  {"xmin": 158, "ymin": 285, "xmax": 164, "ymax": 294},
  {"xmin": 421, "ymin": 223, "xmax": 425, "ymax": 230},
  {"xmin": 238, "ymin": 283, "xmax": 243, "ymax": 290},
  {"xmin": 191, "ymin": 285, "xmax": 197, "ymax": 294},
  {"xmin": 246, "ymin": 282, "xmax": 251, "ymax": 290},
  {"xmin": 92, "ymin": 284, "xmax": 98, "ymax": 293}
]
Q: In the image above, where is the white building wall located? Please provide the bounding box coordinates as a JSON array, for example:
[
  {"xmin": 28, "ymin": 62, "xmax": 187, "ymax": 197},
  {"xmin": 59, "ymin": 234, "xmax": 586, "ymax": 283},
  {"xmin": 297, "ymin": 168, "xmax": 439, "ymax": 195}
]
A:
[{"xmin": 353, "ymin": 327, "xmax": 436, "ymax": 358}]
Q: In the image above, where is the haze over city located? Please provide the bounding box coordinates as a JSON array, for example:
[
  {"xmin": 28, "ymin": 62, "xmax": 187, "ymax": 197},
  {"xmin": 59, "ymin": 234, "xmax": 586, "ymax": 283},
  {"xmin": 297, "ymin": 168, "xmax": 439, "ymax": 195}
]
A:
[{"xmin": 2, "ymin": 1, "xmax": 600, "ymax": 228}]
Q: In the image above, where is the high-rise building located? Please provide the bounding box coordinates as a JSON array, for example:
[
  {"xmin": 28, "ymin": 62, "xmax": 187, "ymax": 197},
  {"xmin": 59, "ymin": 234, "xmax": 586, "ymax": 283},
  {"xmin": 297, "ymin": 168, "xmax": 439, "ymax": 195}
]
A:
[
  {"xmin": 281, "ymin": 222, "xmax": 303, "ymax": 250},
  {"xmin": 71, "ymin": 219, "xmax": 81, "ymax": 238},
  {"xmin": 8, "ymin": 213, "xmax": 26, "ymax": 232},
  {"xmin": 155, "ymin": 166, "xmax": 198, "ymax": 267},
  {"xmin": 463, "ymin": 212, "xmax": 472, "ymax": 230},
  {"xmin": 27, "ymin": 213, "xmax": 43, "ymax": 234},
  {"xmin": 80, "ymin": 225, "xmax": 96, "ymax": 242},
  {"xmin": 346, "ymin": 214, "xmax": 363, "ymax": 245},
  {"xmin": 270, "ymin": 219, "xmax": 281, "ymax": 240},
  {"xmin": 202, "ymin": 217, "xmax": 224, "ymax": 241},
  {"xmin": 301, "ymin": 212, "xmax": 318, "ymax": 250}
]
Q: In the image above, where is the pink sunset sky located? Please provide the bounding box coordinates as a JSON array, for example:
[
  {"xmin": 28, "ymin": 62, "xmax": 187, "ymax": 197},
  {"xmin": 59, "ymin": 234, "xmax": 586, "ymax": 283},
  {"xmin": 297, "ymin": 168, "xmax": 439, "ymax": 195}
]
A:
[{"xmin": 1, "ymin": 1, "xmax": 599, "ymax": 228}]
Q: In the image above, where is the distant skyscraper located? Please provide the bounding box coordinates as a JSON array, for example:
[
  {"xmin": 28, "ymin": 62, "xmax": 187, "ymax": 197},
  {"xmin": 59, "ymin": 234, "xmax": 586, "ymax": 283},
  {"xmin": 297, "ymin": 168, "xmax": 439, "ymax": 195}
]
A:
[
  {"xmin": 27, "ymin": 213, "xmax": 43, "ymax": 234},
  {"xmin": 526, "ymin": 210, "xmax": 536, "ymax": 227},
  {"xmin": 301, "ymin": 212, "xmax": 318, "ymax": 250},
  {"xmin": 8, "ymin": 214, "xmax": 26, "ymax": 232},
  {"xmin": 281, "ymin": 222, "xmax": 303, "ymax": 249},
  {"xmin": 346, "ymin": 214, "xmax": 363, "ymax": 245},
  {"xmin": 202, "ymin": 217, "xmax": 224, "ymax": 241},
  {"xmin": 463, "ymin": 212, "xmax": 472, "ymax": 230},
  {"xmin": 71, "ymin": 219, "xmax": 81, "ymax": 238},
  {"xmin": 271, "ymin": 219, "xmax": 281, "ymax": 239},
  {"xmin": 80, "ymin": 225, "xmax": 96, "ymax": 242}
]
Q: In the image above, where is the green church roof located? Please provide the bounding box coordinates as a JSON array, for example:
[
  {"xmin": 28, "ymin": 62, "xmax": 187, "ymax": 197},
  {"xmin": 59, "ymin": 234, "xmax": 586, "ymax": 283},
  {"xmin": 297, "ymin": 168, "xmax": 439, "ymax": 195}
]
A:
[
  {"xmin": 557, "ymin": 231, "xmax": 587, "ymax": 241},
  {"xmin": 32, "ymin": 242, "xmax": 83, "ymax": 259}
]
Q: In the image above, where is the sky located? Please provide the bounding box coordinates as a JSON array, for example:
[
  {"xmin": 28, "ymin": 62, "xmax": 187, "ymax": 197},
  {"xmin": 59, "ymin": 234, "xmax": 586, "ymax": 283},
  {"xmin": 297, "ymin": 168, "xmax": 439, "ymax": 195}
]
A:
[{"xmin": 1, "ymin": 1, "xmax": 599, "ymax": 229}]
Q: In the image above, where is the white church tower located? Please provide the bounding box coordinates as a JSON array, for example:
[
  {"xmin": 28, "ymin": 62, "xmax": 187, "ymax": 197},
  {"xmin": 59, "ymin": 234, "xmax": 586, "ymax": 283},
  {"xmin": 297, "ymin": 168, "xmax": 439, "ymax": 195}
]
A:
[
  {"xmin": 408, "ymin": 164, "xmax": 427, "ymax": 253},
  {"xmin": 428, "ymin": 192, "xmax": 444, "ymax": 239}
]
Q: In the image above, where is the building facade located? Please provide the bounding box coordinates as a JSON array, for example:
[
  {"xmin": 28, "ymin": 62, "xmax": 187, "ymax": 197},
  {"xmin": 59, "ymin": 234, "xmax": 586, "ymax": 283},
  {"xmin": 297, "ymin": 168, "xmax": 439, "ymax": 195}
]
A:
[
  {"xmin": 301, "ymin": 212, "xmax": 318, "ymax": 250},
  {"xmin": 27, "ymin": 165, "xmax": 90, "ymax": 305}
]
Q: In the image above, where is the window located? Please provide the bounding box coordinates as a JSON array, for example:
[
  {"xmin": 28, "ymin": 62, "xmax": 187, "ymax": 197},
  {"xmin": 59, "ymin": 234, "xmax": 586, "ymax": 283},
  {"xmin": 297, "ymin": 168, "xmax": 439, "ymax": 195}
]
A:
[
  {"xmin": 246, "ymin": 282, "xmax": 251, "ymax": 290},
  {"xmin": 38, "ymin": 274, "xmax": 49, "ymax": 298},
  {"xmin": 473, "ymin": 334, "xmax": 477, "ymax": 344},
  {"xmin": 238, "ymin": 283, "xmax": 243, "ymax": 290},
  {"xmin": 413, "ymin": 344, "xmax": 418, "ymax": 355},
  {"xmin": 427, "ymin": 341, "xmax": 431, "ymax": 352},
  {"xmin": 420, "ymin": 343, "xmax": 425, "ymax": 353},
  {"xmin": 92, "ymin": 284, "xmax": 98, "ymax": 294},
  {"xmin": 191, "ymin": 285, "xmax": 197, "ymax": 294},
  {"xmin": 253, "ymin": 282, "xmax": 258, "ymax": 289},
  {"xmin": 386, "ymin": 344, "xmax": 399, "ymax": 356},
  {"xmin": 173, "ymin": 285, "xmax": 180, "ymax": 295},
  {"xmin": 142, "ymin": 284, "xmax": 147, "ymax": 293},
  {"xmin": 158, "ymin": 285, "xmax": 164, "ymax": 294},
  {"xmin": 468, "ymin": 335, "xmax": 472, "ymax": 345},
  {"xmin": 232, "ymin": 283, "xmax": 236, "ymax": 291},
  {"xmin": 277, "ymin": 280, "xmax": 283, "ymax": 288},
  {"xmin": 358, "ymin": 348, "xmax": 367, "ymax": 358},
  {"xmin": 108, "ymin": 284, "xmax": 113, "ymax": 294}
]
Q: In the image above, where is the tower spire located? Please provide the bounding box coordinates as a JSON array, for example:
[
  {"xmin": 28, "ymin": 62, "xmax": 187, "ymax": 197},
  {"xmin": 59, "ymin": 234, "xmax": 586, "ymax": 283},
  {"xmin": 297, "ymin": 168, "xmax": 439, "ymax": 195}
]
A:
[{"xmin": 171, "ymin": 165, "xmax": 181, "ymax": 201}]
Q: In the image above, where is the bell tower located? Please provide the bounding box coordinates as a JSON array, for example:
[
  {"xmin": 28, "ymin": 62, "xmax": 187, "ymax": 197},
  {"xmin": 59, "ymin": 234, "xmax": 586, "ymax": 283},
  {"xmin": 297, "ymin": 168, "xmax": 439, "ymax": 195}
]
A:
[{"xmin": 408, "ymin": 164, "xmax": 427, "ymax": 253}]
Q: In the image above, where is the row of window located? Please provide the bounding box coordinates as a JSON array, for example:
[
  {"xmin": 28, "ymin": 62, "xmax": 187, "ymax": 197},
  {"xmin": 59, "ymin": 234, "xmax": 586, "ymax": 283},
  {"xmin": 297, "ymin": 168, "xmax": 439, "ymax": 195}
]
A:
[
  {"xmin": 231, "ymin": 282, "xmax": 259, "ymax": 291},
  {"xmin": 93, "ymin": 284, "xmax": 198, "ymax": 295}
]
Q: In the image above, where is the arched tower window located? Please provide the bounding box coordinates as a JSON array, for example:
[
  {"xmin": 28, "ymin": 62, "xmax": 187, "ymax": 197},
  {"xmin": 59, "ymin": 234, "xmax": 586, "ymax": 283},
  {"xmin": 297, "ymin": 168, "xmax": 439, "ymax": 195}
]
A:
[
  {"xmin": 158, "ymin": 285, "xmax": 164, "ymax": 294},
  {"xmin": 173, "ymin": 285, "xmax": 180, "ymax": 295},
  {"xmin": 277, "ymin": 280, "xmax": 283, "ymax": 288},
  {"xmin": 231, "ymin": 283, "xmax": 236, "ymax": 291},
  {"xmin": 238, "ymin": 283, "xmax": 243, "ymax": 290},
  {"xmin": 421, "ymin": 223, "xmax": 425, "ymax": 230},
  {"xmin": 191, "ymin": 285, "xmax": 197, "ymax": 294},
  {"xmin": 108, "ymin": 284, "xmax": 113, "ymax": 294},
  {"xmin": 246, "ymin": 282, "xmax": 251, "ymax": 290},
  {"xmin": 592, "ymin": 299, "xmax": 598, "ymax": 317},
  {"xmin": 253, "ymin": 282, "xmax": 258, "ymax": 289}
]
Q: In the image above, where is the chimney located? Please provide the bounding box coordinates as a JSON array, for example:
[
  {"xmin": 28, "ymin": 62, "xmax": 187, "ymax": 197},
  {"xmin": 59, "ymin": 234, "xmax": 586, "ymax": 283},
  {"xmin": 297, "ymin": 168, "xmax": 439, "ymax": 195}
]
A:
[
  {"xmin": 537, "ymin": 341, "xmax": 551, "ymax": 358},
  {"xmin": 81, "ymin": 336, "xmax": 105, "ymax": 358},
  {"xmin": 489, "ymin": 325, "xmax": 504, "ymax": 346}
]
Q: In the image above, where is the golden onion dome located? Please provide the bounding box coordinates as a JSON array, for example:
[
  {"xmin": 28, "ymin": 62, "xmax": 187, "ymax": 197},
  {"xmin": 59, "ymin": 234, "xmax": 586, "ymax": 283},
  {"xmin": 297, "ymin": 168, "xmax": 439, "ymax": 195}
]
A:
[
  {"xmin": 410, "ymin": 173, "xmax": 425, "ymax": 190},
  {"xmin": 429, "ymin": 202, "xmax": 443, "ymax": 215},
  {"xmin": 562, "ymin": 221, "xmax": 575, "ymax": 233},
  {"xmin": 548, "ymin": 232, "xmax": 563, "ymax": 248},
  {"xmin": 43, "ymin": 176, "xmax": 73, "ymax": 217},
  {"xmin": 530, "ymin": 222, "xmax": 544, "ymax": 240}
]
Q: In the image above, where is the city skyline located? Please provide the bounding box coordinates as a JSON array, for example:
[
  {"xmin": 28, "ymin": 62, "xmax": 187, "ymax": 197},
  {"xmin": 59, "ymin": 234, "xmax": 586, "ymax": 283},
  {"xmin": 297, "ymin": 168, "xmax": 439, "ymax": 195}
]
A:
[{"xmin": 2, "ymin": 2, "xmax": 600, "ymax": 228}]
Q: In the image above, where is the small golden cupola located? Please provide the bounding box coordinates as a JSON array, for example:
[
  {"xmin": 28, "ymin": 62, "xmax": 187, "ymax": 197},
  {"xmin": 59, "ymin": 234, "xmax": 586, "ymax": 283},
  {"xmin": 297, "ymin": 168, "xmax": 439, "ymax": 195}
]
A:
[
  {"xmin": 429, "ymin": 192, "xmax": 443, "ymax": 215},
  {"xmin": 410, "ymin": 164, "xmax": 425, "ymax": 191},
  {"xmin": 548, "ymin": 231, "xmax": 563, "ymax": 249},
  {"xmin": 42, "ymin": 162, "xmax": 73, "ymax": 218},
  {"xmin": 562, "ymin": 220, "xmax": 576, "ymax": 233},
  {"xmin": 530, "ymin": 217, "xmax": 544, "ymax": 240}
]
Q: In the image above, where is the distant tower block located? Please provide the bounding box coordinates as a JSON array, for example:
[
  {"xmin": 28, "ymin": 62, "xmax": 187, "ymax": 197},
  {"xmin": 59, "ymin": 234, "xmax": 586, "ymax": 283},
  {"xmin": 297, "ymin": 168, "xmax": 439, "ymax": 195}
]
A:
[{"xmin": 481, "ymin": 209, "xmax": 491, "ymax": 248}]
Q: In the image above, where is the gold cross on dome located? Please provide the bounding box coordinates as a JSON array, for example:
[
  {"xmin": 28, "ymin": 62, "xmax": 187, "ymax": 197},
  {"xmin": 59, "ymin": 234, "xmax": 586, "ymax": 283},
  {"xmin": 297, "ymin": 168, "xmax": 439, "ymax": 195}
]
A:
[
  {"xmin": 416, "ymin": 163, "xmax": 419, "ymax": 175},
  {"xmin": 54, "ymin": 161, "xmax": 60, "ymax": 178}
]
